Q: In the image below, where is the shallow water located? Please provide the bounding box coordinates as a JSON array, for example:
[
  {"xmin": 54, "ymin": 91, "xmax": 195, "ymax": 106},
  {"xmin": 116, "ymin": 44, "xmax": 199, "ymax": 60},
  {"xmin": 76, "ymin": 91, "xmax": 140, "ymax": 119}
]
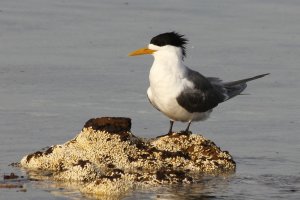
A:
[{"xmin": 1, "ymin": 0, "xmax": 300, "ymax": 199}]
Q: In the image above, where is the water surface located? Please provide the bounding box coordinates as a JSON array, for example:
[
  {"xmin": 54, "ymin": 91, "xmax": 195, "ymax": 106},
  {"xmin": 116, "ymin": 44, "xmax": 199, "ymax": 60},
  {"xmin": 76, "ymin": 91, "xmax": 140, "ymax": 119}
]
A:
[{"xmin": 0, "ymin": 0, "xmax": 299, "ymax": 199}]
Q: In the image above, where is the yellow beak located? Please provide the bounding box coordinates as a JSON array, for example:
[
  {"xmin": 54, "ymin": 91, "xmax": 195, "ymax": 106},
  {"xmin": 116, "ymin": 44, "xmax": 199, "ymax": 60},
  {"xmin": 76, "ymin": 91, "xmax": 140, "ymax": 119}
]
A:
[{"xmin": 128, "ymin": 47, "xmax": 157, "ymax": 56}]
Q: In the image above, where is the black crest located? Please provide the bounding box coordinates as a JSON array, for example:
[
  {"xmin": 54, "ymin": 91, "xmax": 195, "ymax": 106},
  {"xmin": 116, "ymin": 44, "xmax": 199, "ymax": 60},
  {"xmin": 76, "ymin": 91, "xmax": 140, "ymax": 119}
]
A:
[{"xmin": 150, "ymin": 32, "xmax": 188, "ymax": 58}]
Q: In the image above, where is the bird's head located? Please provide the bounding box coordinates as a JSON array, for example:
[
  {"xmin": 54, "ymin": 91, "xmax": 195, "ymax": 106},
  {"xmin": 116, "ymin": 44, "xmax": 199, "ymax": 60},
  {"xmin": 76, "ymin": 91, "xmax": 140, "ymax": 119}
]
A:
[{"xmin": 128, "ymin": 32, "xmax": 188, "ymax": 60}]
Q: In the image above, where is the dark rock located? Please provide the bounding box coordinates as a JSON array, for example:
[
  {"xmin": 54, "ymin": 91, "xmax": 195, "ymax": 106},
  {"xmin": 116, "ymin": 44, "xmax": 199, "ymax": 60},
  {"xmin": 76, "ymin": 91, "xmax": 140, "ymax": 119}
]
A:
[
  {"xmin": 3, "ymin": 173, "xmax": 19, "ymax": 180},
  {"xmin": 44, "ymin": 147, "xmax": 54, "ymax": 155},
  {"xmin": 26, "ymin": 151, "xmax": 43, "ymax": 162},
  {"xmin": 84, "ymin": 117, "xmax": 131, "ymax": 135}
]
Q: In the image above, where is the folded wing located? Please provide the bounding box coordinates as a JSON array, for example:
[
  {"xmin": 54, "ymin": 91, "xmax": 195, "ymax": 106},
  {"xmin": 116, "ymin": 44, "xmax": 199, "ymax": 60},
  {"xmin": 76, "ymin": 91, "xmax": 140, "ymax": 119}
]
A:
[{"xmin": 176, "ymin": 68, "xmax": 269, "ymax": 113}]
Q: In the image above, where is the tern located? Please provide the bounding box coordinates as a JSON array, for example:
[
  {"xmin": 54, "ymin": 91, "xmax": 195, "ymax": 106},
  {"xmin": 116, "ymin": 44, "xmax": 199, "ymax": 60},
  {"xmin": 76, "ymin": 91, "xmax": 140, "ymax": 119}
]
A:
[{"xmin": 129, "ymin": 32, "xmax": 269, "ymax": 135}]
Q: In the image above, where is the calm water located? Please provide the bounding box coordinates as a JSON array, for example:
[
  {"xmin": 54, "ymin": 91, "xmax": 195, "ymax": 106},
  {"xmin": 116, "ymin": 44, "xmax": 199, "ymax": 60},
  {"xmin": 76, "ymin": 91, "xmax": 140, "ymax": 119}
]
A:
[{"xmin": 1, "ymin": 0, "xmax": 299, "ymax": 199}]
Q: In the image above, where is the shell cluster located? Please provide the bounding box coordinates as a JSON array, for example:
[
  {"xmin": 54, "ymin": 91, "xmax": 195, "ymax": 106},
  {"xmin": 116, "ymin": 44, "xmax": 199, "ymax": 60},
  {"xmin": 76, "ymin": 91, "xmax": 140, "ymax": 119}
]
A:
[{"xmin": 20, "ymin": 117, "xmax": 235, "ymax": 197}]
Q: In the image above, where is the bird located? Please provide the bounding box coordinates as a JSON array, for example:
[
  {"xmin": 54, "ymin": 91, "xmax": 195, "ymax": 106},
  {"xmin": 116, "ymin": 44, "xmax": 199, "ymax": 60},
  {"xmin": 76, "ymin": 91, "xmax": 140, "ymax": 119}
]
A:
[{"xmin": 128, "ymin": 32, "xmax": 269, "ymax": 135}]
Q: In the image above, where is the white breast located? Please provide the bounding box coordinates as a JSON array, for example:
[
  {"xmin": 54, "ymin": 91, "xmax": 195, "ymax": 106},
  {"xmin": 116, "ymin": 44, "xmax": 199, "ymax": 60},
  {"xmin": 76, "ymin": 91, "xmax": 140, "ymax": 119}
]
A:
[{"xmin": 147, "ymin": 47, "xmax": 209, "ymax": 122}]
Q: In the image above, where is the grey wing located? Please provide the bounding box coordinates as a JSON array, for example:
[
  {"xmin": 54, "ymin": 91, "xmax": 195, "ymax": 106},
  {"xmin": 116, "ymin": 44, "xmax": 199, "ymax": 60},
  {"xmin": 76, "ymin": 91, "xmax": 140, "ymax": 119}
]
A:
[
  {"xmin": 176, "ymin": 87, "xmax": 224, "ymax": 113},
  {"xmin": 206, "ymin": 77, "xmax": 229, "ymax": 100},
  {"xmin": 176, "ymin": 69, "xmax": 226, "ymax": 113},
  {"xmin": 208, "ymin": 77, "xmax": 247, "ymax": 101},
  {"xmin": 185, "ymin": 72, "xmax": 268, "ymax": 110}
]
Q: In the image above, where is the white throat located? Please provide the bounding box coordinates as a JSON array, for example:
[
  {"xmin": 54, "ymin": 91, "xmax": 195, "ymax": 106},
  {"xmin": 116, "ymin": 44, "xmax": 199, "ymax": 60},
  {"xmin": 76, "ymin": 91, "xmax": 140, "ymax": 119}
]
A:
[{"xmin": 150, "ymin": 44, "xmax": 186, "ymax": 78}]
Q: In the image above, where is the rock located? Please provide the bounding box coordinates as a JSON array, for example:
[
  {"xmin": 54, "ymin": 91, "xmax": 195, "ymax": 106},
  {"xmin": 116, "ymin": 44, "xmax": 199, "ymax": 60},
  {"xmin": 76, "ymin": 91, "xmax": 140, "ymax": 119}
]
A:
[
  {"xmin": 20, "ymin": 117, "xmax": 235, "ymax": 198},
  {"xmin": 83, "ymin": 117, "xmax": 131, "ymax": 134}
]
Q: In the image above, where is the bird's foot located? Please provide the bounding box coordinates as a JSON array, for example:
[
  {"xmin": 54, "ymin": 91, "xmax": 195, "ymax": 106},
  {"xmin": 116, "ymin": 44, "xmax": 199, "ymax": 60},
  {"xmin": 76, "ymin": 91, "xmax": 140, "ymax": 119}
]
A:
[
  {"xmin": 156, "ymin": 131, "xmax": 192, "ymax": 138},
  {"xmin": 179, "ymin": 130, "xmax": 192, "ymax": 136},
  {"xmin": 156, "ymin": 131, "xmax": 175, "ymax": 138}
]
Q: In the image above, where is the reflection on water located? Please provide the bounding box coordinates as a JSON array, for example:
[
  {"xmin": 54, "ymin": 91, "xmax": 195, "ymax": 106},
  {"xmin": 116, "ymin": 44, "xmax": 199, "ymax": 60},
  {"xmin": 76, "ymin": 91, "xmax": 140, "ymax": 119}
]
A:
[
  {"xmin": 124, "ymin": 176, "xmax": 231, "ymax": 200},
  {"xmin": 123, "ymin": 173, "xmax": 300, "ymax": 200},
  {"xmin": 2, "ymin": 156, "xmax": 299, "ymax": 200}
]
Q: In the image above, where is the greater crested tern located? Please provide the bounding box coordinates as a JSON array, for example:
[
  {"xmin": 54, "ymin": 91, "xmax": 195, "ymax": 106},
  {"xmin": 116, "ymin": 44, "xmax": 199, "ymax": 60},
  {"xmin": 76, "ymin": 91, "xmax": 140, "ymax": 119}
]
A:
[{"xmin": 129, "ymin": 32, "xmax": 269, "ymax": 135}]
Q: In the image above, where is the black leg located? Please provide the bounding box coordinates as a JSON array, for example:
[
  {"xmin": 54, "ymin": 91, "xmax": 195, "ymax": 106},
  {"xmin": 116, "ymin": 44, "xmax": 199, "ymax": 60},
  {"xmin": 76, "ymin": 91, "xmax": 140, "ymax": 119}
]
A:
[
  {"xmin": 168, "ymin": 120, "xmax": 174, "ymax": 135},
  {"xmin": 184, "ymin": 121, "xmax": 192, "ymax": 133}
]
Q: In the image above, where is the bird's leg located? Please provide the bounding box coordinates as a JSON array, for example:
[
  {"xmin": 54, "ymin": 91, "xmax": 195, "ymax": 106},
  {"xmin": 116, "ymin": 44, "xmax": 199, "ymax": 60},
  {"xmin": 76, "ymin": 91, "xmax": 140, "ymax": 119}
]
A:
[
  {"xmin": 156, "ymin": 120, "xmax": 174, "ymax": 138},
  {"xmin": 168, "ymin": 120, "xmax": 174, "ymax": 135},
  {"xmin": 181, "ymin": 121, "xmax": 192, "ymax": 135}
]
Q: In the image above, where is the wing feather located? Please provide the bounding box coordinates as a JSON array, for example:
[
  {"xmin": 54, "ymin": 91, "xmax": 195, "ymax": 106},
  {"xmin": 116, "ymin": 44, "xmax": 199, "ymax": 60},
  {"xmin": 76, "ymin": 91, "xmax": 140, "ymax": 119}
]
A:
[{"xmin": 176, "ymin": 69, "xmax": 225, "ymax": 113}]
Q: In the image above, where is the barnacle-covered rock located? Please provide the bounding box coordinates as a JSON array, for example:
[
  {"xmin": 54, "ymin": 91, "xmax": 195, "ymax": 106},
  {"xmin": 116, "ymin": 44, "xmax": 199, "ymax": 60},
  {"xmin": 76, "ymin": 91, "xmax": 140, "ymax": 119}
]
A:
[{"xmin": 20, "ymin": 117, "xmax": 235, "ymax": 197}]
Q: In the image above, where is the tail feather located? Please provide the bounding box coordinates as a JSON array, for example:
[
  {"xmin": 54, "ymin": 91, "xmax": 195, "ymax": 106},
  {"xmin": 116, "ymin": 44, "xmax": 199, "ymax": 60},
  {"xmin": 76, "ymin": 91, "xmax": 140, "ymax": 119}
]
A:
[
  {"xmin": 224, "ymin": 73, "xmax": 270, "ymax": 87},
  {"xmin": 224, "ymin": 73, "xmax": 269, "ymax": 100}
]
